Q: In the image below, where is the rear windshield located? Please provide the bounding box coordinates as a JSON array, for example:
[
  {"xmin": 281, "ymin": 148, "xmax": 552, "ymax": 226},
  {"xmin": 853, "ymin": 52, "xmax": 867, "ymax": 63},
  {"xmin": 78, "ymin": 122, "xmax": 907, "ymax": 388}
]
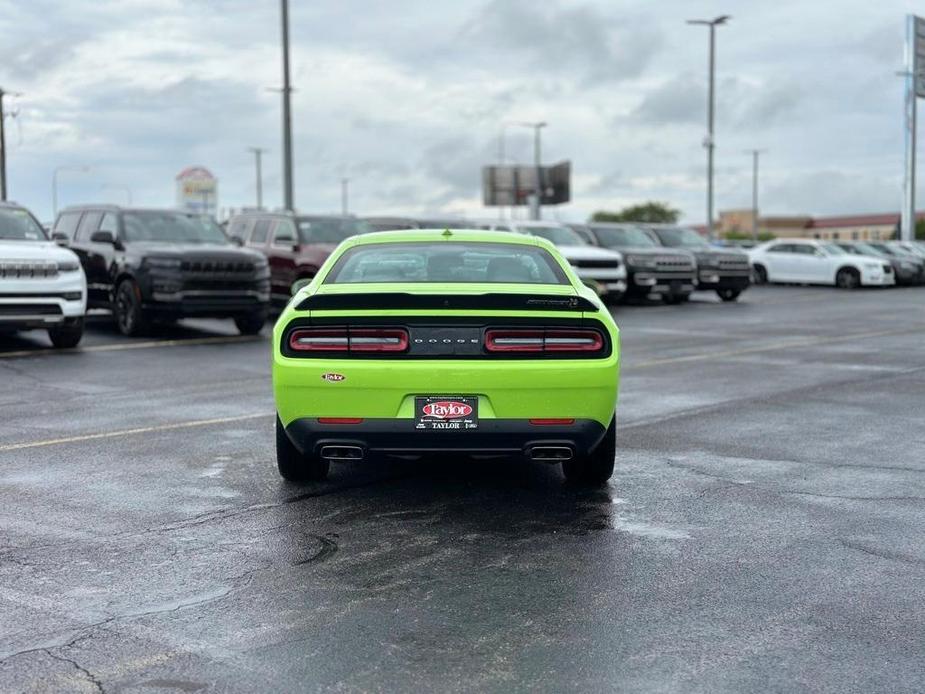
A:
[
  {"xmin": 591, "ymin": 226, "xmax": 658, "ymax": 248},
  {"xmin": 324, "ymin": 242, "xmax": 569, "ymax": 284},
  {"xmin": 123, "ymin": 211, "xmax": 229, "ymax": 244},
  {"xmin": 0, "ymin": 207, "xmax": 47, "ymax": 241},
  {"xmin": 298, "ymin": 217, "xmax": 374, "ymax": 244}
]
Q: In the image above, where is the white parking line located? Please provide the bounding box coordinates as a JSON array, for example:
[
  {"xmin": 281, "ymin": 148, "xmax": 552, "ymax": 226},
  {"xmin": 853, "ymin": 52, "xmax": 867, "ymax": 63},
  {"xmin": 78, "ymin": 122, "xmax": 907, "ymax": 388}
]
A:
[
  {"xmin": 0, "ymin": 413, "xmax": 272, "ymax": 452},
  {"xmin": 0, "ymin": 335, "xmax": 263, "ymax": 359}
]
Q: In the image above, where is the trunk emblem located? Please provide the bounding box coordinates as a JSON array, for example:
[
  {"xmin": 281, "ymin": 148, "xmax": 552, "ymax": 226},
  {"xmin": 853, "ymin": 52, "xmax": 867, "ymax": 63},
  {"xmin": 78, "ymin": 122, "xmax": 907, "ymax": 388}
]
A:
[
  {"xmin": 321, "ymin": 373, "xmax": 345, "ymax": 382},
  {"xmin": 422, "ymin": 401, "xmax": 473, "ymax": 419}
]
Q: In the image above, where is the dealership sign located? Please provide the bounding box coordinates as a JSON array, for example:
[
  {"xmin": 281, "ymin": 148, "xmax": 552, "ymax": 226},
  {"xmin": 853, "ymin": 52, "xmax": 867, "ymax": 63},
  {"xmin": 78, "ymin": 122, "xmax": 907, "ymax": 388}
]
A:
[{"xmin": 176, "ymin": 166, "xmax": 218, "ymax": 216}]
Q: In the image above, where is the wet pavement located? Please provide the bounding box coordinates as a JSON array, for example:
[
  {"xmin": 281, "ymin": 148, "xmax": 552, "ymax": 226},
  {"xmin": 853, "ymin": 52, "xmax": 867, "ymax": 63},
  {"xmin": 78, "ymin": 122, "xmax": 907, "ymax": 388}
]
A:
[{"xmin": 1, "ymin": 286, "xmax": 924, "ymax": 693}]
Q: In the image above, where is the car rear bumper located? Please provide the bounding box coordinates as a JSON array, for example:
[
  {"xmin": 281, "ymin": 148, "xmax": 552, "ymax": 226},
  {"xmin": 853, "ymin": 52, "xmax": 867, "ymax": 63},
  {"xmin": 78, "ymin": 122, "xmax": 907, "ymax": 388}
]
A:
[
  {"xmin": 284, "ymin": 417, "xmax": 608, "ymax": 460},
  {"xmin": 695, "ymin": 271, "xmax": 751, "ymax": 290}
]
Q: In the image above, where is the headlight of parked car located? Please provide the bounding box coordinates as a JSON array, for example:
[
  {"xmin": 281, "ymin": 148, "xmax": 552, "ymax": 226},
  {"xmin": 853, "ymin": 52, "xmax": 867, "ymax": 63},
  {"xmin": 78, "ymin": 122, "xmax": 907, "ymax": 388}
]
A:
[
  {"xmin": 56, "ymin": 260, "xmax": 81, "ymax": 272},
  {"xmin": 145, "ymin": 257, "xmax": 182, "ymax": 271}
]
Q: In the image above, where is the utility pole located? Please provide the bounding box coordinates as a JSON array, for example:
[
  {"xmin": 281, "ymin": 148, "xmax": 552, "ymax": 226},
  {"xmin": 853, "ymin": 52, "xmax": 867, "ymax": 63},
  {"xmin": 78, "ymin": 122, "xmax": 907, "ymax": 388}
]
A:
[
  {"xmin": 687, "ymin": 15, "xmax": 730, "ymax": 240},
  {"xmin": 280, "ymin": 0, "xmax": 295, "ymax": 211},
  {"xmin": 0, "ymin": 88, "xmax": 8, "ymax": 201},
  {"xmin": 532, "ymin": 123, "xmax": 544, "ymax": 221},
  {"xmin": 745, "ymin": 149, "xmax": 766, "ymax": 241},
  {"xmin": 901, "ymin": 15, "xmax": 925, "ymax": 242},
  {"xmin": 248, "ymin": 147, "xmax": 265, "ymax": 209},
  {"xmin": 341, "ymin": 177, "xmax": 349, "ymax": 215}
]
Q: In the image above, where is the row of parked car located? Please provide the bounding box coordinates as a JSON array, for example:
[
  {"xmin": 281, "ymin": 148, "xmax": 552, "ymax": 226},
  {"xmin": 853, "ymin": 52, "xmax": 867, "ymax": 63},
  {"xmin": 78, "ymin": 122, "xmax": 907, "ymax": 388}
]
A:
[{"xmin": 5, "ymin": 198, "xmax": 920, "ymax": 350}]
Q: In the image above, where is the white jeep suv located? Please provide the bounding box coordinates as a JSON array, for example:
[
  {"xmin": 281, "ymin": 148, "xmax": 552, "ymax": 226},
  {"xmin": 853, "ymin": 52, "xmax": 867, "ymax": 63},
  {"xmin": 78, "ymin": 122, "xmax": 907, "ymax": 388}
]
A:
[{"xmin": 0, "ymin": 202, "xmax": 87, "ymax": 348}]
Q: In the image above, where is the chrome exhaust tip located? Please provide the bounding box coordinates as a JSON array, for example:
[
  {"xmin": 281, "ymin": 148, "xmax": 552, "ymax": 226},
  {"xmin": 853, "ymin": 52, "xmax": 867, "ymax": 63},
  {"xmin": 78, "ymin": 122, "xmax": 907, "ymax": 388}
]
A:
[
  {"xmin": 528, "ymin": 446, "xmax": 573, "ymax": 463},
  {"xmin": 319, "ymin": 445, "xmax": 365, "ymax": 461}
]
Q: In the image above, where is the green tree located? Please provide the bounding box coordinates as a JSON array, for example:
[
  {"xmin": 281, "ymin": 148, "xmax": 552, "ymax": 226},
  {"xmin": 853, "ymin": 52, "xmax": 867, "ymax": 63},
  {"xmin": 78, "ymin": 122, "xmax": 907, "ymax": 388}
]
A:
[
  {"xmin": 725, "ymin": 230, "xmax": 776, "ymax": 242},
  {"xmin": 916, "ymin": 219, "xmax": 925, "ymax": 240},
  {"xmin": 590, "ymin": 201, "xmax": 681, "ymax": 224}
]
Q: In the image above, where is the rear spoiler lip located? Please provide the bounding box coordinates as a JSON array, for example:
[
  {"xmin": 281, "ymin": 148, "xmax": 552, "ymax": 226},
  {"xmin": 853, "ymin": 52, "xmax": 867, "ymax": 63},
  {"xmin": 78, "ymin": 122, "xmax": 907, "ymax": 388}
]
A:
[{"xmin": 295, "ymin": 292, "xmax": 598, "ymax": 312}]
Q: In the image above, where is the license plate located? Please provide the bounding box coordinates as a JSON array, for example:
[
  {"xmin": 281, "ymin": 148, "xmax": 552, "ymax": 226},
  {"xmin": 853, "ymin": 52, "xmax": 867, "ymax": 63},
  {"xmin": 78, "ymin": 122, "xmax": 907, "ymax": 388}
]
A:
[{"xmin": 414, "ymin": 396, "xmax": 478, "ymax": 430}]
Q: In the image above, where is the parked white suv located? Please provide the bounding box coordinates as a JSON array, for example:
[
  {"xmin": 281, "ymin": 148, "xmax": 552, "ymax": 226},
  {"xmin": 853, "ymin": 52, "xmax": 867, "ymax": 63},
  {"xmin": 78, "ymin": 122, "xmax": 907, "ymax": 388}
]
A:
[
  {"xmin": 478, "ymin": 220, "xmax": 627, "ymax": 303},
  {"xmin": 748, "ymin": 239, "xmax": 895, "ymax": 289},
  {"xmin": 0, "ymin": 202, "xmax": 87, "ymax": 347}
]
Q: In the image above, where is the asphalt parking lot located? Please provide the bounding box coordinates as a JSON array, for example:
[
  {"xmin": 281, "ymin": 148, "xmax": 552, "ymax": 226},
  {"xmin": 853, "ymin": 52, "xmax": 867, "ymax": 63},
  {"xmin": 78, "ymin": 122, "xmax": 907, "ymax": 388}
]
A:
[{"xmin": 1, "ymin": 285, "xmax": 924, "ymax": 693}]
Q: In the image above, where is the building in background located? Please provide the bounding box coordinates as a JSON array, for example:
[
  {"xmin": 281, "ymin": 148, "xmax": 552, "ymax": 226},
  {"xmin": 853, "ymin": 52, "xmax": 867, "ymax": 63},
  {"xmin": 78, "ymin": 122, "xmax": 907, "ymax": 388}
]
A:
[
  {"xmin": 716, "ymin": 209, "xmax": 925, "ymax": 241},
  {"xmin": 176, "ymin": 167, "xmax": 218, "ymax": 217}
]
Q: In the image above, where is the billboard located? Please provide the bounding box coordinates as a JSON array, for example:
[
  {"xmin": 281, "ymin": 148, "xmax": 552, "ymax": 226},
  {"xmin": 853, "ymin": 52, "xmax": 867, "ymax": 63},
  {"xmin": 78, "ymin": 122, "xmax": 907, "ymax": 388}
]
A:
[
  {"xmin": 176, "ymin": 166, "xmax": 218, "ymax": 216},
  {"xmin": 482, "ymin": 161, "xmax": 571, "ymax": 207}
]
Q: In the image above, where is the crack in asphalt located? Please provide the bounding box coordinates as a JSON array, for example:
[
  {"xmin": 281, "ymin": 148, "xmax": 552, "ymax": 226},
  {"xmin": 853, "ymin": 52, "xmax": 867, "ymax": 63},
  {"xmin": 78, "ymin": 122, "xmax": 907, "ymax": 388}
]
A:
[
  {"xmin": 668, "ymin": 460, "xmax": 925, "ymax": 503},
  {"xmin": 43, "ymin": 649, "xmax": 105, "ymax": 693},
  {"xmin": 838, "ymin": 539, "xmax": 925, "ymax": 567},
  {"xmin": 294, "ymin": 534, "xmax": 339, "ymax": 565}
]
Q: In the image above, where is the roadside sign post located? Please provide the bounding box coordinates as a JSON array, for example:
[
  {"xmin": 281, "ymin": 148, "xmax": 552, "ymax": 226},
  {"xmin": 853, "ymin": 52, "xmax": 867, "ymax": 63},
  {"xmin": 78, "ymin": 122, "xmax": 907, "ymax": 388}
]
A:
[{"xmin": 901, "ymin": 14, "xmax": 925, "ymax": 242}]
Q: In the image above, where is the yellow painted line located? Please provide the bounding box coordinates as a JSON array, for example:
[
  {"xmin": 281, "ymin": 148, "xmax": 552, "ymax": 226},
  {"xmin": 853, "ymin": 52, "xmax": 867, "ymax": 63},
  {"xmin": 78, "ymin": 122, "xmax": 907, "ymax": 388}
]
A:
[
  {"xmin": 0, "ymin": 413, "xmax": 272, "ymax": 452},
  {"xmin": 629, "ymin": 325, "xmax": 925, "ymax": 369},
  {"xmin": 0, "ymin": 334, "xmax": 262, "ymax": 359}
]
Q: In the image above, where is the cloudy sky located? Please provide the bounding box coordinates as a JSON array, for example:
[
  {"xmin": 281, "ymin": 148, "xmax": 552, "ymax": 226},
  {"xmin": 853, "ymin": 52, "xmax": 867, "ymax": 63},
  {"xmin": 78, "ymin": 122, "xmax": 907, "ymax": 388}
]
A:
[{"xmin": 0, "ymin": 0, "xmax": 921, "ymax": 223}]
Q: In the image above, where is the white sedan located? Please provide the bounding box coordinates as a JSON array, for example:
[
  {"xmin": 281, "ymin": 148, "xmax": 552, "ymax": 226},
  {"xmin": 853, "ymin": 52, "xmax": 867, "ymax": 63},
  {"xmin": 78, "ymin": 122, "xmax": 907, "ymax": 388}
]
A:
[{"xmin": 747, "ymin": 239, "xmax": 894, "ymax": 289}]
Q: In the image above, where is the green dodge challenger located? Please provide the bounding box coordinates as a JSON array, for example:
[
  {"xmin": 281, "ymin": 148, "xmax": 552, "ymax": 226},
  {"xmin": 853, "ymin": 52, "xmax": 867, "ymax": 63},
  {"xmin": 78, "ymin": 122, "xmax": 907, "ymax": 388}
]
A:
[{"xmin": 272, "ymin": 229, "xmax": 620, "ymax": 485}]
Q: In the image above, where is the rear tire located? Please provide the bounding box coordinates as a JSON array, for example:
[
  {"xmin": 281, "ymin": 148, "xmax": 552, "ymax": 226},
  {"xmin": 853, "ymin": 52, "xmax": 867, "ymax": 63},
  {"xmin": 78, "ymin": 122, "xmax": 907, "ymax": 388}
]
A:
[
  {"xmin": 562, "ymin": 416, "xmax": 616, "ymax": 486},
  {"xmin": 234, "ymin": 311, "xmax": 266, "ymax": 335},
  {"xmin": 835, "ymin": 267, "xmax": 860, "ymax": 289},
  {"xmin": 717, "ymin": 288, "xmax": 741, "ymax": 302},
  {"xmin": 276, "ymin": 416, "xmax": 329, "ymax": 482},
  {"xmin": 48, "ymin": 318, "xmax": 84, "ymax": 349},
  {"xmin": 114, "ymin": 279, "xmax": 149, "ymax": 336}
]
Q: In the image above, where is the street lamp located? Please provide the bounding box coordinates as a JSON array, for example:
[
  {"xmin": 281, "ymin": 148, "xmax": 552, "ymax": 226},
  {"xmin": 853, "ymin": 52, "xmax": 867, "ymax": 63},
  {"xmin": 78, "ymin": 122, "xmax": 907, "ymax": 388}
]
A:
[
  {"xmin": 744, "ymin": 149, "xmax": 766, "ymax": 241},
  {"xmin": 279, "ymin": 0, "xmax": 294, "ymax": 211},
  {"xmin": 101, "ymin": 183, "xmax": 132, "ymax": 206},
  {"xmin": 687, "ymin": 14, "xmax": 731, "ymax": 240},
  {"xmin": 52, "ymin": 165, "xmax": 91, "ymax": 217},
  {"xmin": 248, "ymin": 147, "xmax": 266, "ymax": 209},
  {"xmin": 504, "ymin": 121, "xmax": 547, "ymax": 220}
]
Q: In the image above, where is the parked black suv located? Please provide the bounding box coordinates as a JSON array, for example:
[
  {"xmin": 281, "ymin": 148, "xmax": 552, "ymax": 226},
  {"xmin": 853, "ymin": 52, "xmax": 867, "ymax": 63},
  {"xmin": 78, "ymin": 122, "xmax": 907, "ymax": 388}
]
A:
[
  {"xmin": 585, "ymin": 223, "xmax": 697, "ymax": 303},
  {"xmin": 52, "ymin": 205, "xmax": 270, "ymax": 336},
  {"xmin": 641, "ymin": 224, "xmax": 751, "ymax": 302}
]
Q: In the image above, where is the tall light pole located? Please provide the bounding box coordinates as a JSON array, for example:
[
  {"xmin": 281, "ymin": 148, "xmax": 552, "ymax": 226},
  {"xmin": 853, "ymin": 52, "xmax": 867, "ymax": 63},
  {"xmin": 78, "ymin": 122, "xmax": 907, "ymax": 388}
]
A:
[
  {"xmin": 279, "ymin": 0, "xmax": 295, "ymax": 211},
  {"xmin": 52, "ymin": 165, "xmax": 91, "ymax": 217},
  {"xmin": 341, "ymin": 177, "xmax": 349, "ymax": 215},
  {"xmin": 248, "ymin": 147, "xmax": 265, "ymax": 209},
  {"xmin": 0, "ymin": 88, "xmax": 21, "ymax": 201},
  {"xmin": 744, "ymin": 149, "xmax": 766, "ymax": 241},
  {"xmin": 101, "ymin": 183, "xmax": 132, "ymax": 205},
  {"xmin": 687, "ymin": 15, "xmax": 730, "ymax": 240}
]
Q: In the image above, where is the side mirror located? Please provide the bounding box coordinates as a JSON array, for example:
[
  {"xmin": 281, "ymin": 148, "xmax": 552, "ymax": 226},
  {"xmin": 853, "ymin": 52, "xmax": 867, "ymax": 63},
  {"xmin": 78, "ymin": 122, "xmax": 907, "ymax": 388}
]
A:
[
  {"xmin": 51, "ymin": 232, "xmax": 69, "ymax": 246},
  {"xmin": 90, "ymin": 230, "xmax": 116, "ymax": 244}
]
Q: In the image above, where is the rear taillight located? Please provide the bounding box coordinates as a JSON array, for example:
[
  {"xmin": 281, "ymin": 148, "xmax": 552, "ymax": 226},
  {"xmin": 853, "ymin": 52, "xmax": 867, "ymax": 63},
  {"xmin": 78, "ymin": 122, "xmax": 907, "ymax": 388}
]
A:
[
  {"xmin": 289, "ymin": 327, "xmax": 409, "ymax": 353},
  {"xmin": 485, "ymin": 328, "xmax": 604, "ymax": 354},
  {"xmin": 529, "ymin": 418, "xmax": 576, "ymax": 426}
]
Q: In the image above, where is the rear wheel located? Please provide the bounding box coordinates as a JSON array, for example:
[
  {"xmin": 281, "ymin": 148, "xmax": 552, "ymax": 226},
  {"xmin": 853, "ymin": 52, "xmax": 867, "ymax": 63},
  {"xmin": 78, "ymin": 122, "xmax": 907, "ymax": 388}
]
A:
[
  {"xmin": 562, "ymin": 416, "xmax": 616, "ymax": 486},
  {"xmin": 752, "ymin": 265, "xmax": 768, "ymax": 284},
  {"xmin": 234, "ymin": 311, "xmax": 266, "ymax": 335},
  {"xmin": 114, "ymin": 279, "xmax": 148, "ymax": 336},
  {"xmin": 276, "ymin": 416, "xmax": 329, "ymax": 482},
  {"xmin": 835, "ymin": 267, "xmax": 860, "ymax": 289},
  {"xmin": 717, "ymin": 288, "xmax": 741, "ymax": 302},
  {"xmin": 48, "ymin": 318, "xmax": 84, "ymax": 349}
]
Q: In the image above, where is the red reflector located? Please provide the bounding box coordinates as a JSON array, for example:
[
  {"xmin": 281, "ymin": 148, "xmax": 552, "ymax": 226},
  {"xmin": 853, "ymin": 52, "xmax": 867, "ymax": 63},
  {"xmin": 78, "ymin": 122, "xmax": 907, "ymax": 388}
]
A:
[
  {"xmin": 484, "ymin": 328, "xmax": 603, "ymax": 353},
  {"xmin": 529, "ymin": 418, "xmax": 576, "ymax": 426},
  {"xmin": 318, "ymin": 417, "xmax": 364, "ymax": 424}
]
